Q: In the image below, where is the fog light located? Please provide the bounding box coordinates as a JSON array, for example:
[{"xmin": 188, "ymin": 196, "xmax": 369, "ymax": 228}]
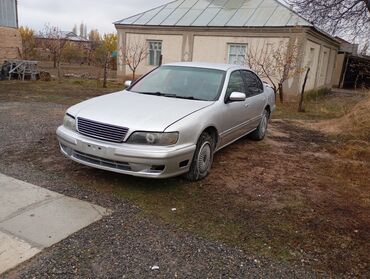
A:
[
  {"xmin": 130, "ymin": 163, "xmax": 150, "ymax": 172},
  {"xmin": 150, "ymin": 165, "xmax": 165, "ymax": 172},
  {"xmin": 60, "ymin": 143, "xmax": 73, "ymax": 156},
  {"xmin": 179, "ymin": 160, "xmax": 189, "ymax": 168}
]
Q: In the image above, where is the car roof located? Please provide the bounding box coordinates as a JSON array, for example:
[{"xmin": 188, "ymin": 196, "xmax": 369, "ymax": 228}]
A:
[{"xmin": 163, "ymin": 62, "xmax": 250, "ymax": 72}]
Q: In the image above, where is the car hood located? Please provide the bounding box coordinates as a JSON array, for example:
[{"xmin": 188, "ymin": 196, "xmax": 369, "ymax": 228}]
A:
[{"xmin": 67, "ymin": 91, "xmax": 214, "ymax": 132}]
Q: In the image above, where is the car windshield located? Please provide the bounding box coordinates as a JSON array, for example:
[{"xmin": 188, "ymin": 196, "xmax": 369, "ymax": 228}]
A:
[{"xmin": 129, "ymin": 66, "xmax": 225, "ymax": 101}]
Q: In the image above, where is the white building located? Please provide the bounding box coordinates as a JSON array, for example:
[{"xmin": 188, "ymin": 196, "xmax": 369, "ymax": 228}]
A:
[{"xmin": 115, "ymin": 0, "xmax": 339, "ymax": 97}]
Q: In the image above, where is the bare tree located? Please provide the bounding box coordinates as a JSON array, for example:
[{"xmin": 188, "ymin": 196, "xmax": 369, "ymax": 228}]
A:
[
  {"xmin": 360, "ymin": 42, "xmax": 369, "ymax": 56},
  {"xmin": 246, "ymin": 40, "xmax": 304, "ymax": 103},
  {"xmin": 289, "ymin": 0, "xmax": 370, "ymax": 42},
  {"xmin": 120, "ymin": 40, "xmax": 149, "ymax": 80},
  {"xmin": 246, "ymin": 43, "xmax": 277, "ymax": 92},
  {"xmin": 39, "ymin": 24, "xmax": 68, "ymax": 81}
]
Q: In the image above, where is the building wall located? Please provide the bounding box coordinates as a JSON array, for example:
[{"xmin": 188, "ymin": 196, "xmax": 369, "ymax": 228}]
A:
[
  {"xmin": 0, "ymin": 26, "xmax": 22, "ymax": 63},
  {"xmin": 326, "ymin": 49, "xmax": 337, "ymax": 85},
  {"xmin": 121, "ymin": 33, "xmax": 183, "ymax": 78},
  {"xmin": 192, "ymin": 35, "xmax": 293, "ymax": 92},
  {"xmin": 0, "ymin": 0, "xmax": 20, "ymax": 63},
  {"xmin": 317, "ymin": 46, "xmax": 330, "ymax": 87},
  {"xmin": 300, "ymin": 35, "xmax": 337, "ymax": 92},
  {"xmin": 332, "ymin": 53, "xmax": 346, "ymax": 88},
  {"xmin": 0, "ymin": 0, "xmax": 17, "ymax": 28},
  {"xmin": 192, "ymin": 35, "xmax": 289, "ymax": 64},
  {"xmin": 117, "ymin": 26, "xmax": 339, "ymax": 97},
  {"xmin": 301, "ymin": 40, "xmax": 320, "ymax": 90}
]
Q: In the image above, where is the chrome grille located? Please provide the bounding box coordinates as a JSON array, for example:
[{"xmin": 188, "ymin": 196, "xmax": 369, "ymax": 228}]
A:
[{"xmin": 77, "ymin": 117, "xmax": 128, "ymax": 143}]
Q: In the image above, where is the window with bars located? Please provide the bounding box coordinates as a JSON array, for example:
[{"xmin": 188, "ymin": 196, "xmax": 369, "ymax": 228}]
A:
[
  {"xmin": 228, "ymin": 44, "xmax": 247, "ymax": 65},
  {"xmin": 148, "ymin": 41, "xmax": 162, "ymax": 66}
]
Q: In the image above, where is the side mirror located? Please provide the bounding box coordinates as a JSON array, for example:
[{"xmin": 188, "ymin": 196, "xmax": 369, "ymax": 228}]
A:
[
  {"xmin": 229, "ymin": 92, "xmax": 246, "ymax": 102},
  {"xmin": 263, "ymin": 81, "xmax": 272, "ymax": 88},
  {"xmin": 124, "ymin": 80, "xmax": 132, "ymax": 89}
]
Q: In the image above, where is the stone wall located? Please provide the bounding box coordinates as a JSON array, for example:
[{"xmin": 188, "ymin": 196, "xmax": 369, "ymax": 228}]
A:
[{"xmin": 0, "ymin": 26, "xmax": 22, "ymax": 63}]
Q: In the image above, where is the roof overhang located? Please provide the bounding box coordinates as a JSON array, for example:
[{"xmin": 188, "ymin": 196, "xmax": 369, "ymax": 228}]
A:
[{"xmin": 115, "ymin": 23, "xmax": 338, "ymax": 46}]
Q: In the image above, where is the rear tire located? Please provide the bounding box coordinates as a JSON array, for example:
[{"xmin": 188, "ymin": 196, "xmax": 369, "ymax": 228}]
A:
[
  {"xmin": 185, "ymin": 132, "xmax": 214, "ymax": 181},
  {"xmin": 249, "ymin": 109, "xmax": 269, "ymax": 141}
]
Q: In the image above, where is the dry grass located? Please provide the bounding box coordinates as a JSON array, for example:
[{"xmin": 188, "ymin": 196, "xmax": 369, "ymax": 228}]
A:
[
  {"xmin": 274, "ymin": 89, "xmax": 367, "ymax": 120},
  {"xmin": 312, "ymin": 94, "xmax": 370, "ymax": 140},
  {"xmin": 0, "ymin": 79, "xmax": 122, "ymax": 105}
]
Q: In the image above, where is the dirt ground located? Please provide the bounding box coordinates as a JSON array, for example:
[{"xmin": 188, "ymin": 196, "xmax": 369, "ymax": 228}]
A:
[{"xmin": 0, "ymin": 80, "xmax": 369, "ymax": 277}]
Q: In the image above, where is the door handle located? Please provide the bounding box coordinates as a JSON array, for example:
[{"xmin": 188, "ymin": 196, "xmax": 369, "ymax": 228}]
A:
[{"xmin": 244, "ymin": 103, "xmax": 249, "ymax": 108}]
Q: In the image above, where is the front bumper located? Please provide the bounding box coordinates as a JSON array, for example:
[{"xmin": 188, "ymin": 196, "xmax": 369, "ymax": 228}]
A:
[{"xmin": 56, "ymin": 126, "xmax": 196, "ymax": 178}]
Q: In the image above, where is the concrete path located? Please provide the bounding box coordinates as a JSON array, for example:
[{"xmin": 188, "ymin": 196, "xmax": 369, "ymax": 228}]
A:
[{"xmin": 0, "ymin": 173, "xmax": 109, "ymax": 274}]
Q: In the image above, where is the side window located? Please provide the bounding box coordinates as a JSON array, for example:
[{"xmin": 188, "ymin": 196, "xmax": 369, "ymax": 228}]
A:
[
  {"xmin": 148, "ymin": 41, "xmax": 162, "ymax": 66},
  {"xmin": 228, "ymin": 44, "xmax": 247, "ymax": 65},
  {"xmin": 241, "ymin": 71, "xmax": 264, "ymax": 96},
  {"xmin": 226, "ymin": 71, "xmax": 246, "ymax": 100}
]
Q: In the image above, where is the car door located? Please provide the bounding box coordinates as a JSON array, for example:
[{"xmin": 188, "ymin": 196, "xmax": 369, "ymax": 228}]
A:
[
  {"xmin": 241, "ymin": 70, "xmax": 266, "ymax": 129},
  {"xmin": 219, "ymin": 70, "xmax": 256, "ymax": 147}
]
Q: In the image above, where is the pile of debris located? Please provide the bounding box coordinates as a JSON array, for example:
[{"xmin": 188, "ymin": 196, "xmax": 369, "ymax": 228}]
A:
[
  {"xmin": 0, "ymin": 59, "xmax": 40, "ymax": 81},
  {"xmin": 64, "ymin": 73, "xmax": 96, "ymax": 80}
]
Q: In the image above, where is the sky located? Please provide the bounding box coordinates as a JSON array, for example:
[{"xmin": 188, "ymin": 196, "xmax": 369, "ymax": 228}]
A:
[
  {"xmin": 18, "ymin": 0, "xmax": 170, "ymax": 34},
  {"xmin": 18, "ymin": 0, "xmax": 291, "ymax": 34}
]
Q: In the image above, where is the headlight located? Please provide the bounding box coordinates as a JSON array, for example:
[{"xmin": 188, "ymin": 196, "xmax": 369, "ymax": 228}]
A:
[
  {"xmin": 63, "ymin": 114, "xmax": 76, "ymax": 131},
  {"xmin": 127, "ymin": 132, "xmax": 179, "ymax": 146}
]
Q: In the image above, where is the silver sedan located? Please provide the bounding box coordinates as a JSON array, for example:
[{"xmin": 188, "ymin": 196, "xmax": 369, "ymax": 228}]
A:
[{"xmin": 57, "ymin": 62, "xmax": 276, "ymax": 181}]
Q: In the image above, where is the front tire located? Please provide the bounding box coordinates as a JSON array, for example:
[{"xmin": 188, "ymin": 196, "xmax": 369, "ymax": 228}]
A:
[
  {"xmin": 249, "ymin": 109, "xmax": 269, "ymax": 141},
  {"xmin": 186, "ymin": 132, "xmax": 214, "ymax": 181}
]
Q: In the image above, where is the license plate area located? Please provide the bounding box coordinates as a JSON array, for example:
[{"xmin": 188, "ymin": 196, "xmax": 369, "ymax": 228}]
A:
[{"xmin": 82, "ymin": 143, "xmax": 107, "ymax": 157}]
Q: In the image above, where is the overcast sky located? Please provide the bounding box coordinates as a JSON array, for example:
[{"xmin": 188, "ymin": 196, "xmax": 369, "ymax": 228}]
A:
[{"xmin": 18, "ymin": 0, "xmax": 169, "ymax": 34}]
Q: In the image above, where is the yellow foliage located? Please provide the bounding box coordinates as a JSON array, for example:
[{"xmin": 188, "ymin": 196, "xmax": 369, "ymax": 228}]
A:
[
  {"xmin": 19, "ymin": 26, "xmax": 35, "ymax": 59},
  {"xmin": 102, "ymin": 33, "xmax": 117, "ymax": 53}
]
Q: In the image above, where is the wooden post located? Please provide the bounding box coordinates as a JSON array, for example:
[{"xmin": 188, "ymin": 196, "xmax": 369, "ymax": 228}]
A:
[
  {"xmin": 159, "ymin": 54, "xmax": 163, "ymax": 66},
  {"xmin": 298, "ymin": 67, "xmax": 310, "ymax": 112}
]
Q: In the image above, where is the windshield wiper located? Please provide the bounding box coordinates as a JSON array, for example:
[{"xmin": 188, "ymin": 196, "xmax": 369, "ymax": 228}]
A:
[
  {"xmin": 137, "ymin": 91, "xmax": 175, "ymax": 97},
  {"xmin": 137, "ymin": 91, "xmax": 204, "ymax": 101},
  {"xmin": 172, "ymin": 95, "xmax": 204, "ymax": 101}
]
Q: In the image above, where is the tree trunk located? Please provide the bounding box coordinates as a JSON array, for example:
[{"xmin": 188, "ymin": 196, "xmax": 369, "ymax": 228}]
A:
[
  {"xmin": 278, "ymin": 82, "xmax": 284, "ymax": 103},
  {"xmin": 354, "ymin": 73, "xmax": 360, "ymax": 90},
  {"xmin": 87, "ymin": 49, "xmax": 92, "ymax": 66},
  {"xmin": 159, "ymin": 54, "xmax": 163, "ymax": 66},
  {"xmin": 96, "ymin": 70, "xmax": 101, "ymax": 88},
  {"xmin": 103, "ymin": 57, "xmax": 108, "ymax": 88},
  {"xmin": 57, "ymin": 60, "xmax": 62, "ymax": 83},
  {"xmin": 132, "ymin": 70, "xmax": 135, "ymax": 81},
  {"xmin": 298, "ymin": 68, "xmax": 310, "ymax": 113},
  {"xmin": 53, "ymin": 53, "xmax": 57, "ymax": 69},
  {"xmin": 56, "ymin": 56, "xmax": 62, "ymax": 83}
]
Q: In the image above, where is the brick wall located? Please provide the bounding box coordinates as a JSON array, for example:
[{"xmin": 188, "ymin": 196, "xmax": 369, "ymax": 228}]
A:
[{"xmin": 0, "ymin": 26, "xmax": 22, "ymax": 64}]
